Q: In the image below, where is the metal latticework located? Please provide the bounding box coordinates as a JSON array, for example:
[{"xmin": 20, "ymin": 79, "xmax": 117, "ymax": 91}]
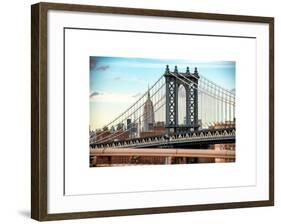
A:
[
  {"xmin": 188, "ymin": 83, "xmax": 196, "ymax": 126},
  {"xmin": 165, "ymin": 76, "xmax": 177, "ymax": 127}
]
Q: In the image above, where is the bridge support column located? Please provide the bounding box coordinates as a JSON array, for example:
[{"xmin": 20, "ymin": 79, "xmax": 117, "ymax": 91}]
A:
[{"xmin": 165, "ymin": 156, "xmax": 172, "ymax": 165}]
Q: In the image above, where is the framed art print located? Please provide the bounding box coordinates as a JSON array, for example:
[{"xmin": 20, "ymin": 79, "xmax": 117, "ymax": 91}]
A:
[{"xmin": 31, "ymin": 2, "xmax": 274, "ymax": 221}]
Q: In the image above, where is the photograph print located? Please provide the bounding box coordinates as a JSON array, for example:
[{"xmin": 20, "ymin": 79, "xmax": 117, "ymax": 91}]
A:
[{"xmin": 89, "ymin": 56, "xmax": 236, "ymax": 167}]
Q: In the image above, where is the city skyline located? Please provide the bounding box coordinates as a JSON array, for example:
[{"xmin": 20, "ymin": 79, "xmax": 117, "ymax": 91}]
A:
[{"xmin": 90, "ymin": 56, "xmax": 235, "ymax": 130}]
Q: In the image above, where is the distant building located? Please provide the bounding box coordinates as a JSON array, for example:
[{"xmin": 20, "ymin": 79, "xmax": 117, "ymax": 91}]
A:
[
  {"xmin": 155, "ymin": 121, "xmax": 165, "ymax": 128},
  {"xmin": 89, "ymin": 129, "xmax": 96, "ymax": 143},
  {"xmin": 209, "ymin": 120, "xmax": 235, "ymax": 129},
  {"xmin": 95, "ymin": 130, "xmax": 111, "ymax": 141},
  {"xmin": 95, "ymin": 129, "xmax": 129, "ymax": 142},
  {"xmin": 116, "ymin": 122, "xmax": 124, "ymax": 130},
  {"xmin": 126, "ymin": 119, "xmax": 131, "ymax": 129},
  {"xmin": 127, "ymin": 118, "xmax": 138, "ymax": 138},
  {"xmin": 143, "ymin": 88, "xmax": 155, "ymax": 131},
  {"xmin": 110, "ymin": 126, "xmax": 115, "ymax": 132}
]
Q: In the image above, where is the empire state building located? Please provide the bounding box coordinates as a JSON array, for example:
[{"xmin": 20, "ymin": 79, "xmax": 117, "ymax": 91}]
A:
[{"xmin": 143, "ymin": 88, "xmax": 155, "ymax": 131}]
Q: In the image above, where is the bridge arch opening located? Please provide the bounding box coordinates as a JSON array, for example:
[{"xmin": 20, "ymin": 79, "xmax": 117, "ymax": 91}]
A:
[{"xmin": 178, "ymin": 84, "xmax": 187, "ymax": 125}]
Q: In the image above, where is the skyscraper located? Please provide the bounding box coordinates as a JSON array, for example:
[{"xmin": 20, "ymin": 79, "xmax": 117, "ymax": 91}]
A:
[{"xmin": 143, "ymin": 87, "xmax": 155, "ymax": 131}]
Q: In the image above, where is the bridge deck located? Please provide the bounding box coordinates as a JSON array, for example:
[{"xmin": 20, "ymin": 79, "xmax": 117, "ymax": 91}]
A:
[
  {"xmin": 90, "ymin": 128, "xmax": 236, "ymax": 149},
  {"xmin": 90, "ymin": 148, "xmax": 235, "ymax": 159}
]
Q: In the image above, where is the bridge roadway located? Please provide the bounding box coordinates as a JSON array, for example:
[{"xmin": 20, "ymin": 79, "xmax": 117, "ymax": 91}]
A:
[
  {"xmin": 90, "ymin": 148, "xmax": 235, "ymax": 159},
  {"xmin": 90, "ymin": 127, "xmax": 235, "ymax": 149}
]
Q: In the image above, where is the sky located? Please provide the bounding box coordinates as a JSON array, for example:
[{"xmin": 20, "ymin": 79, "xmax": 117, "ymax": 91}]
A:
[{"xmin": 89, "ymin": 56, "xmax": 235, "ymax": 130}]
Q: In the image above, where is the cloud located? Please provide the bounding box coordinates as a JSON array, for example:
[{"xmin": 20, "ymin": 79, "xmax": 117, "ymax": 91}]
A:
[
  {"xmin": 132, "ymin": 93, "xmax": 141, "ymax": 98},
  {"xmin": 89, "ymin": 91, "xmax": 102, "ymax": 98},
  {"xmin": 89, "ymin": 57, "xmax": 110, "ymax": 71},
  {"xmin": 90, "ymin": 57, "xmax": 97, "ymax": 70},
  {"xmin": 112, "ymin": 76, "xmax": 146, "ymax": 84},
  {"xmin": 90, "ymin": 91, "xmax": 135, "ymax": 103},
  {"xmin": 96, "ymin": 65, "xmax": 110, "ymax": 71}
]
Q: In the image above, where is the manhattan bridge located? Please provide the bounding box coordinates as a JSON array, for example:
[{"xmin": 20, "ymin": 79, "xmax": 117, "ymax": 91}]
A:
[{"xmin": 90, "ymin": 65, "xmax": 235, "ymax": 164}]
